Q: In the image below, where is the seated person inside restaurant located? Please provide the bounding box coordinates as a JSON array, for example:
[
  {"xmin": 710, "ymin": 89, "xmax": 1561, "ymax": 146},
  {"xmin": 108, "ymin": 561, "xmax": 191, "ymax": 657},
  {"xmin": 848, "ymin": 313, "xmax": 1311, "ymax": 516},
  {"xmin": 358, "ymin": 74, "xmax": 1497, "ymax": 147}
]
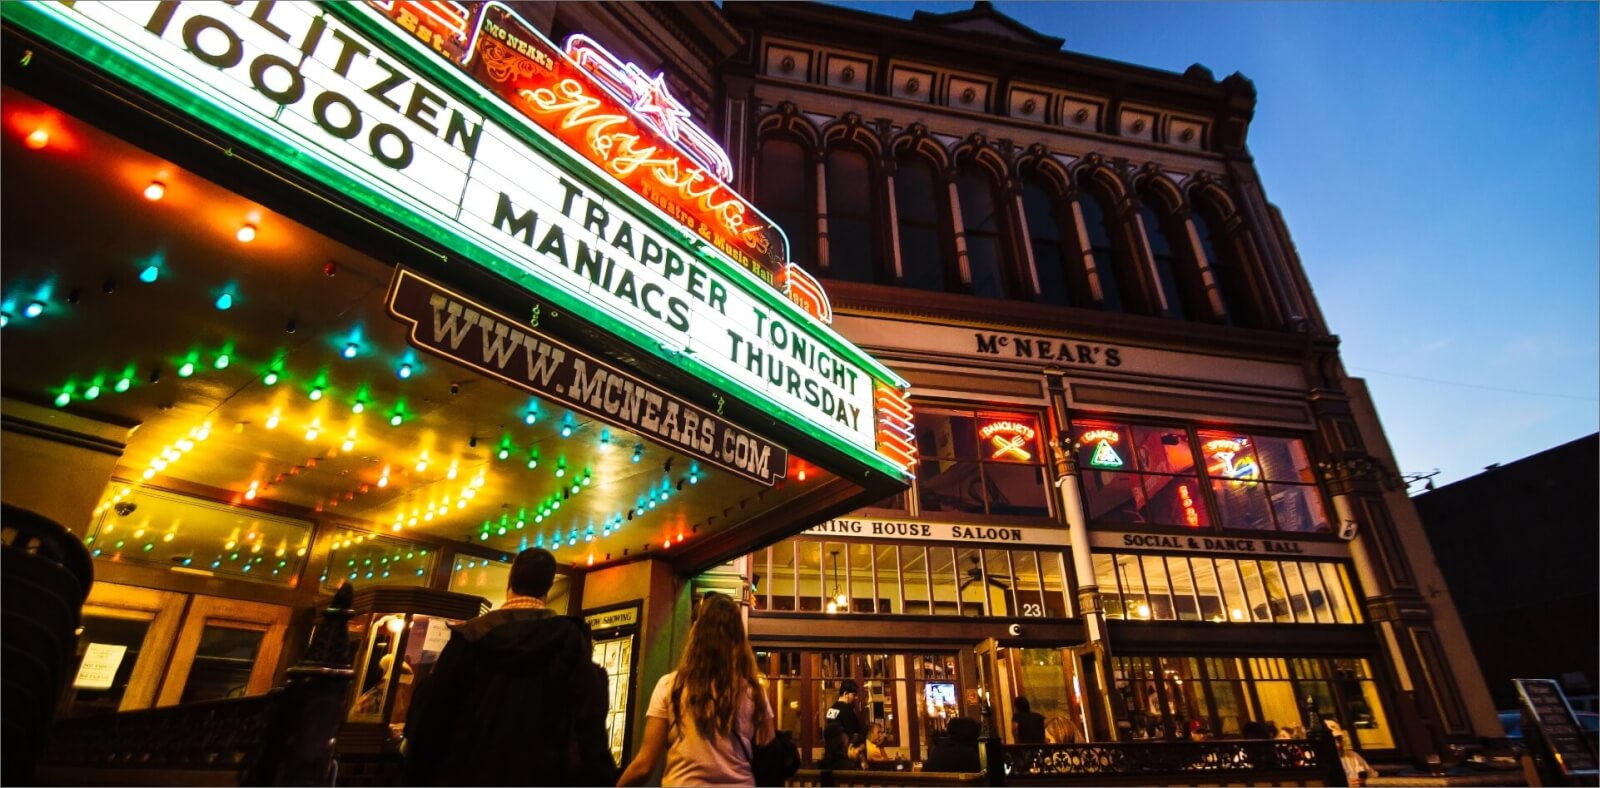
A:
[
  {"xmin": 862, "ymin": 722, "xmax": 896, "ymax": 763},
  {"xmin": 1044, "ymin": 715, "xmax": 1082, "ymax": 744},
  {"xmin": 923, "ymin": 717, "xmax": 982, "ymax": 772}
]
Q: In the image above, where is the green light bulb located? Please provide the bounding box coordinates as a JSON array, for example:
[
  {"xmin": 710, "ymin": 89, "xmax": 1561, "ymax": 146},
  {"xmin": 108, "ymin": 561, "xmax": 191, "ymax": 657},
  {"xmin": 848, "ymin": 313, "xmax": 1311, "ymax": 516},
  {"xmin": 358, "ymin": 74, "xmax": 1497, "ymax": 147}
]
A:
[
  {"xmin": 114, "ymin": 377, "xmax": 132, "ymax": 393},
  {"xmin": 389, "ymin": 413, "xmax": 403, "ymax": 427},
  {"xmin": 214, "ymin": 354, "xmax": 230, "ymax": 369},
  {"xmin": 139, "ymin": 265, "xmax": 160, "ymax": 284},
  {"xmin": 178, "ymin": 361, "xmax": 195, "ymax": 378},
  {"xmin": 352, "ymin": 401, "xmax": 365, "ymax": 414},
  {"xmin": 263, "ymin": 371, "xmax": 279, "ymax": 386},
  {"xmin": 84, "ymin": 385, "xmax": 101, "ymax": 400},
  {"xmin": 215, "ymin": 292, "xmax": 233, "ymax": 311},
  {"xmin": 309, "ymin": 386, "xmax": 323, "ymax": 401},
  {"xmin": 54, "ymin": 391, "xmax": 71, "ymax": 407}
]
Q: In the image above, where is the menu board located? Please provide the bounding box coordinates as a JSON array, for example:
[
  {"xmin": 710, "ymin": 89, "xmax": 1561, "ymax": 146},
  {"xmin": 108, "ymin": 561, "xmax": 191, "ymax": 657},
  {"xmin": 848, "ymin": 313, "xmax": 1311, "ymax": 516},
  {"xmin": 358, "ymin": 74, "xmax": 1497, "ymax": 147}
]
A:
[{"xmin": 1514, "ymin": 678, "xmax": 1598, "ymax": 777}]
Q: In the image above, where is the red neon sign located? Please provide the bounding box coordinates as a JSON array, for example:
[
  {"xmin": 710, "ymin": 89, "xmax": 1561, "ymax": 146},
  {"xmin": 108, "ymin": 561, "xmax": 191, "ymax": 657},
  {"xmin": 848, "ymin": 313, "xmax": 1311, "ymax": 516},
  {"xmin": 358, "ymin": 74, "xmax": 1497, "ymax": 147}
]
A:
[
  {"xmin": 978, "ymin": 418, "xmax": 1038, "ymax": 462},
  {"xmin": 368, "ymin": 2, "xmax": 814, "ymax": 313}
]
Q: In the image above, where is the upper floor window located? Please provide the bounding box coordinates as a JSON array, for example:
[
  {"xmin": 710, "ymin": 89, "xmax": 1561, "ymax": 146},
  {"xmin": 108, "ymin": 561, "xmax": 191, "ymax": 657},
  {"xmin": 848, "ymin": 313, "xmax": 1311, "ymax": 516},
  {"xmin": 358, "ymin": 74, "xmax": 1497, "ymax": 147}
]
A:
[
  {"xmin": 824, "ymin": 147, "xmax": 879, "ymax": 283},
  {"xmin": 1021, "ymin": 178, "xmax": 1090, "ymax": 309},
  {"xmin": 1137, "ymin": 186, "xmax": 1210, "ymax": 321},
  {"xmin": 955, "ymin": 165, "xmax": 1012, "ymax": 299},
  {"xmin": 1078, "ymin": 185, "xmax": 1144, "ymax": 314},
  {"xmin": 757, "ymin": 138, "xmax": 815, "ymax": 268},
  {"xmin": 1192, "ymin": 201, "xmax": 1263, "ymax": 328},
  {"xmin": 1071, "ymin": 420, "xmax": 1331, "ymax": 535},
  {"xmin": 914, "ymin": 409, "xmax": 1050, "ymax": 518},
  {"xmin": 894, "ymin": 155, "xmax": 955, "ymax": 292}
]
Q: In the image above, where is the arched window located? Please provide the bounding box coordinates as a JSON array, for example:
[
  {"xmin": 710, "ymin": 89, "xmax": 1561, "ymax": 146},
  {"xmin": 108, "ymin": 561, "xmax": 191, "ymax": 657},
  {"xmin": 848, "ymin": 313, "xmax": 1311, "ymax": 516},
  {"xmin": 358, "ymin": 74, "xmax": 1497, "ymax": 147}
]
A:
[
  {"xmin": 757, "ymin": 137, "xmax": 815, "ymax": 269},
  {"xmin": 894, "ymin": 155, "xmax": 954, "ymax": 292},
  {"xmin": 1078, "ymin": 185, "xmax": 1141, "ymax": 313},
  {"xmin": 1137, "ymin": 185, "xmax": 1209, "ymax": 321},
  {"xmin": 955, "ymin": 164, "xmax": 1012, "ymax": 299},
  {"xmin": 1192, "ymin": 201, "xmax": 1263, "ymax": 328},
  {"xmin": 824, "ymin": 146, "xmax": 878, "ymax": 283},
  {"xmin": 1021, "ymin": 177, "xmax": 1091, "ymax": 308}
]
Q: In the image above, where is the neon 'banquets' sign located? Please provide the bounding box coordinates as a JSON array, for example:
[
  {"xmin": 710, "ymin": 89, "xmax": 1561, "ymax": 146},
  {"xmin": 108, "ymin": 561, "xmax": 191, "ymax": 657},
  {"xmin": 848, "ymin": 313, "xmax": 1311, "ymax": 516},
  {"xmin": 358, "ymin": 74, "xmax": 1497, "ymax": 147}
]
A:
[{"xmin": 368, "ymin": 1, "xmax": 834, "ymax": 323}]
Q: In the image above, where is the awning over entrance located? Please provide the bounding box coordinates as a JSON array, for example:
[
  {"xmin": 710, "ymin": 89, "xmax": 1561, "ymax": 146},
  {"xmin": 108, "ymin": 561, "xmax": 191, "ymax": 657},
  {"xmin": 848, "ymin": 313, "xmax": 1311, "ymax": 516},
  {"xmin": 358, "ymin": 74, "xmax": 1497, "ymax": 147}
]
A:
[{"xmin": 1, "ymin": 0, "xmax": 913, "ymax": 574}]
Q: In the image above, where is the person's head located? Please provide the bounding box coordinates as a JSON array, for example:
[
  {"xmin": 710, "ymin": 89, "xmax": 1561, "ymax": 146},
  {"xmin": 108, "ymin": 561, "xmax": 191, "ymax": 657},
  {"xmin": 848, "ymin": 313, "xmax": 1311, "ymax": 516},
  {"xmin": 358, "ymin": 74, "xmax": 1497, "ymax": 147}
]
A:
[
  {"xmin": 946, "ymin": 717, "xmax": 980, "ymax": 742},
  {"xmin": 868, "ymin": 722, "xmax": 885, "ymax": 743},
  {"xmin": 838, "ymin": 680, "xmax": 859, "ymax": 704},
  {"xmin": 671, "ymin": 593, "xmax": 762, "ymax": 740},
  {"xmin": 1044, "ymin": 716, "xmax": 1074, "ymax": 744},
  {"xmin": 508, "ymin": 547, "xmax": 557, "ymax": 599},
  {"xmin": 1015, "ymin": 697, "xmax": 1031, "ymax": 715},
  {"xmin": 823, "ymin": 722, "xmax": 848, "ymax": 755}
]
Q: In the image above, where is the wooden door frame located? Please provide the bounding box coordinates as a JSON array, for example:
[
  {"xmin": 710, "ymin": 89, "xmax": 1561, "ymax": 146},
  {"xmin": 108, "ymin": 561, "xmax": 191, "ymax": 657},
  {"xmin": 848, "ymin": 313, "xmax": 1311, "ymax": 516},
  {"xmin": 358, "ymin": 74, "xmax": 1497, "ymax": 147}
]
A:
[
  {"xmin": 155, "ymin": 596, "xmax": 291, "ymax": 706},
  {"xmin": 71, "ymin": 583, "xmax": 187, "ymax": 712}
]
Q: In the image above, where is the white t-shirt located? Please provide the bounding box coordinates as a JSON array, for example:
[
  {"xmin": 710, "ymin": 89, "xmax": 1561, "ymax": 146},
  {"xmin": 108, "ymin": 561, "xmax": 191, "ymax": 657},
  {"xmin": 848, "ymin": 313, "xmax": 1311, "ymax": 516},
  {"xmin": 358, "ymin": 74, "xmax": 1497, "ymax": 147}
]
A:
[{"xmin": 647, "ymin": 671, "xmax": 772, "ymax": 787}]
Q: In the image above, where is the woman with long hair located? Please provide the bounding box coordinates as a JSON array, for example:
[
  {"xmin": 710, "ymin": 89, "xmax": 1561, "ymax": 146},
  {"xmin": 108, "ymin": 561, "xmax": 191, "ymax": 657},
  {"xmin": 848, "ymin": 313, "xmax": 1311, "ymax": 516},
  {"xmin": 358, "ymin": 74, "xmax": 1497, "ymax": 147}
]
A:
[{"xmin": 618, "ymin": 593, "xmax": 775, "ymax": 786}]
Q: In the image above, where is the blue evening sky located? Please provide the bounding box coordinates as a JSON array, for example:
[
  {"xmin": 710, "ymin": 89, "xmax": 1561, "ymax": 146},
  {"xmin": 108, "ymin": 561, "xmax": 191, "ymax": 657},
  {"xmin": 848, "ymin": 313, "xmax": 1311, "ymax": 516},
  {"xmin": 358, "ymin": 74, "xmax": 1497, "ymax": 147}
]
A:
[{"xmin": 831, "ymin": 1, "xmax": 1599, "ymax": 487}]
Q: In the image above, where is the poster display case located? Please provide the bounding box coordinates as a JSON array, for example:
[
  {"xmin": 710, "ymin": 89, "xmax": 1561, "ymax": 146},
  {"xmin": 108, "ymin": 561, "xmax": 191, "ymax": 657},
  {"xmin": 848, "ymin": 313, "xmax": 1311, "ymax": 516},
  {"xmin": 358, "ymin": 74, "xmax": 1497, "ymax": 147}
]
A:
[{"xmin": 585, "ymin": 602, "xmax": 644, "ymax": 765}]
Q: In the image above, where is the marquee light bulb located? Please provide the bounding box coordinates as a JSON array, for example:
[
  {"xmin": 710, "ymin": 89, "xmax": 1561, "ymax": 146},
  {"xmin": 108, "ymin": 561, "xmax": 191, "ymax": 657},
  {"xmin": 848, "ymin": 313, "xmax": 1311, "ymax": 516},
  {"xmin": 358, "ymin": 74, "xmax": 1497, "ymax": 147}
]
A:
[
  {"xmin": 139, "ymin": 264, "xmax": 160, "ymax": 284},
  {"xmin": 342, "ymin": 342, "xmax": 359, "ymax": 359},
  {"xmin": 342, "ymin": 434, "xmax": 356, "ymax": 452},
  {"xmin": 632, "ymin": 444, "xmax": 643, "ymax": 463},
  {"xmin": 114, "ymin": 377, "xmax": 132, "ymax": 393},
  {"xmin": 83, "ymin": 385, "xmax": 100, "ymax": 400},
  {"xmin": 265, "ymin": 410, "xmax": 281, "ymax": 429},
  {"xmin": 262, "ymin": 371, "xmax": 278, "ymax": 386},
  {"xmin": 390, "ymin": 412, "xmax": 403, "ymax": 426},
  {"xmin": 524, "ymin": 411, "xmax": 537, "ymax": 425},
  {"xmin": 416, "ymin": 452, "xmax": 429, "ymax": 473},
  {"xmin": 352, "ymin": 400, "xmax": 365, "ymax": 414},
  {"xmin": 214, "ymin": 292, "xmax": 233, "ymax": 311},
  {"xmin": 305, "ymin": 420, "xmax": 321, "ymax": 441},
  {"xmin": 497, "ymin": 447, "xmax": 511, "ymax": 460},
  {"xmin": 23, "ymin": 300, "xmax": 45, "ymax": 319},
  {"xmin": 54, "ymin": 390, "xmax": 71, "ymax": 407},
  {"xmin": 309, "ymin": 386, "xmax": 323, "ymax": 401},
  {"xmin": 397, "ymin": 362, "xmax": 412, "ymax": 379},
  {"xmin": 214, "ymin": 353, "xmax": 230, "ymax": 369},
  {"xmin": 178, "ymin": 361, "xmax": 195, "ymax": 378},
  {"xmin": 0, "ymin": 312, "xmax": 9, "ymax": 328},
  {"xmin": 236, "ymin": 223, "xmax": 257, "ymax": 243},
  {"xmin": 144, "ymin": 180, "xmax": 166, "ymax": 201},
  {"xmin": 25, "ymin": 128, "xmax": 49, "ymax": 149}
]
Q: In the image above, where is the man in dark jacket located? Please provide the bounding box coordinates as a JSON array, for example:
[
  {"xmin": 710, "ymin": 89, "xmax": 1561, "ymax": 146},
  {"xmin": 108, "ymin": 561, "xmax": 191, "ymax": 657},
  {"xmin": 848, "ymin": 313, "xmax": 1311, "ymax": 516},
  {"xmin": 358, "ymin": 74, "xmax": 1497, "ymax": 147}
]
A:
[{"xmin": 403, "ymin": 548, "xmax": 616, "ymax": 786}]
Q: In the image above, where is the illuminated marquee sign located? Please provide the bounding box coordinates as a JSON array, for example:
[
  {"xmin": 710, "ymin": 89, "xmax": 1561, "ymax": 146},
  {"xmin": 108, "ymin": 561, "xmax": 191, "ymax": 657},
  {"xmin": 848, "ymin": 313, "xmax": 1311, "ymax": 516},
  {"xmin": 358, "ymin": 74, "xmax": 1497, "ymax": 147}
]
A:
[
  {"xmin": 372, "ymin": 2, "xmax": 791, "ymax": 290},
  {"xmin": 11, "ymin": 0, "xmax": 909, "ymax": 473},
  {"xmin": 386, "ymin": 268, "xmax": 787, "ymax": 485},
  {"xmin": 977, "ymin": 418, "xmax": 1038, "ymax": 462}
]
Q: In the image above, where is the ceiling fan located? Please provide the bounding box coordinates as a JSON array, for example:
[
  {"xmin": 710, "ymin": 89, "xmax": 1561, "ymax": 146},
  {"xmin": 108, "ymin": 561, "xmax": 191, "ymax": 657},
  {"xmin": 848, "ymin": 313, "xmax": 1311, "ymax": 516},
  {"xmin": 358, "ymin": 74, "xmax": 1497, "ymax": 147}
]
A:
[{"xmin": 957, "ymin": 554, "xmax": 1012, "ymax": 592}]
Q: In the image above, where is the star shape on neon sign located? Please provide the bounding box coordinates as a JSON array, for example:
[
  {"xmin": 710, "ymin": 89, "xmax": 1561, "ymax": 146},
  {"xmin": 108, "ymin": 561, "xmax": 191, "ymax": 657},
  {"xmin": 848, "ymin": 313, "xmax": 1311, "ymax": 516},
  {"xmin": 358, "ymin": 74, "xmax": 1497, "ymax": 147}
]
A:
[{"xmin": 627, "ymin": 69, "xmax": 691, "ymax": 142}]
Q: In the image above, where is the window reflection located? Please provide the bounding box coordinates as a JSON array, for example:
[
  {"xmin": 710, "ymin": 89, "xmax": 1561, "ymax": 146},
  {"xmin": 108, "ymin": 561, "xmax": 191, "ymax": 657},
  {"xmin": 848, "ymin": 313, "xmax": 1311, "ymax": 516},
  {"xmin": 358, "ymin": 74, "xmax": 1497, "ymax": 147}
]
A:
[{"xmin": 1097, "ymin": 553, "xmax": 1360, "ymax": 627}]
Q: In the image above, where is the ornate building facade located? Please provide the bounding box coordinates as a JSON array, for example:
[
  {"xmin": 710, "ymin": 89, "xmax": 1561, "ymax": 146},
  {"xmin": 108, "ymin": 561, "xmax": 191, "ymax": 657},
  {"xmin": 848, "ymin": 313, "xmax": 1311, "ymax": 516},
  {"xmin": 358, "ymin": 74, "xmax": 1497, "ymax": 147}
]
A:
[{"xmin": 710, "ymin": 0, "xmax": 1501, "ymax": 765}]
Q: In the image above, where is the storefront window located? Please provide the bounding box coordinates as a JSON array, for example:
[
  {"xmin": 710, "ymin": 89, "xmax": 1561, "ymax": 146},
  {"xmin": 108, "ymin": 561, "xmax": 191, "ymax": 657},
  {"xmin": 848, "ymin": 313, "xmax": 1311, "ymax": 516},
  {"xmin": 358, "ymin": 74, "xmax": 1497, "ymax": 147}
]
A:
[
  {"xmin": 1098, "ymin": 553, "xmax": 1362, "ymax": 626},
  {"xmin": 1199, "ymin": 430, "xmax": 1330, "ymax": 534},
  {"xmin": 87, "ymin": 484, "xmax": 311, "ymax": 586},
  {"xmin": 916, "ymin": 410, "xmax": 1050, "ymax": 518},
  {"xmin": 1073, "ymin": 422, "xmax": 1207, "ymax": 528},
  {"xmin": 756, "ymin": 538, "xmax": 1071, "ymax": 619},
  {"xmin": 757, "ymin": 650, "xmax": 959, "ymax": 765},
  {"xmin": 321, "ymin": 530, "xmax": 434, "ymax": 591}
]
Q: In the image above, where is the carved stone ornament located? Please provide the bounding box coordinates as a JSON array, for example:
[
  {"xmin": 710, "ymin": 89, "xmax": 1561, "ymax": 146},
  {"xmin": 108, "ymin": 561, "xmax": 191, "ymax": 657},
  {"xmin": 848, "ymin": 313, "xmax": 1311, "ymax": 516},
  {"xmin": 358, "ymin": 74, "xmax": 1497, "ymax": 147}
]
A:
[
  {"xmin": 906, "ymin": 77, "xmax": 921, "ymax": 93},
  {"xmin": 841, "ymin": 65, "xmax": 856, "ymax": 82},
  {"xmin": 962, "ymin": 87, "xmax": 978, "ymax": 104},
  {"xmin": 1074, "ymin": 107, "xmax": 1090, "ymax": 123},
  {"xmin": 1022, "ymin": 98, "xmax": 1038, "ymax": 114},
  {"xmin": 1316, "ymin": 454, "xmax": 1405, "ymax": 493},
  {"xmin": 780, "ymin": 55, "xmax": 795, "ymax": 73},
  {"xmin": 1181, "ymin": 128, "xmax": 1196, "ymax": 143},
  {"xmin": 1130, "ymin": 118, "xmax": 1146, "ymax": 133}
]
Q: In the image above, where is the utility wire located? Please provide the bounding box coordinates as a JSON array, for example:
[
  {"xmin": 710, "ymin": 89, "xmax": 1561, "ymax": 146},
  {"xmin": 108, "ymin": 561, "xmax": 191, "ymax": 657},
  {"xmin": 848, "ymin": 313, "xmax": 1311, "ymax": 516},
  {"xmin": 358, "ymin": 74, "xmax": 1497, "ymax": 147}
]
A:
[{"xmin": 1348, "ymin": 367, "xmax": 1599, "ymax": 402}]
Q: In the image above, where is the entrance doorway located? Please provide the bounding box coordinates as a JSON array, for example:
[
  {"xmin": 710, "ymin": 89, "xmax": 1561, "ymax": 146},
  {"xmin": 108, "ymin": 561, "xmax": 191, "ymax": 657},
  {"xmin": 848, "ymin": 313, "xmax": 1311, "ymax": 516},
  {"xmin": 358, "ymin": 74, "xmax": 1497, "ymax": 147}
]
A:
[
  {"xmin": 975, "ymin": 639, "xmax": 1117, "ymax": 744},
  {"xmin": 756, "ymin": 649, "xmax": 961, "ymax": 765}
]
